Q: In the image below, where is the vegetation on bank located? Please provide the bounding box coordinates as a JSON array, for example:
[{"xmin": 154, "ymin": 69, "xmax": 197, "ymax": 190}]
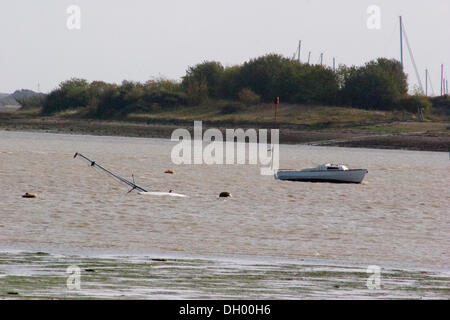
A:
[
  {"xmin": 16, "ymin": 54, "xmax": 449, "ymax": 119},
  {"xmin": 0, "ymin": 89, "xmax": 45, "ymax": 108}
]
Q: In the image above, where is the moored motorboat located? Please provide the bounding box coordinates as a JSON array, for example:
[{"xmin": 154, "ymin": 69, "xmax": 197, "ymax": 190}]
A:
[{"xmin": 275, "ymin": 164, "xmax": 368, "ymax": 183}]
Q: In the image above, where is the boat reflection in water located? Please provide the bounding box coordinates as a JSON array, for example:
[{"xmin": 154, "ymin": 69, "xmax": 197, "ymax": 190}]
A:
[{"xmin": 275, "ymin": 164, "xmax": 368, "ymax": 184}]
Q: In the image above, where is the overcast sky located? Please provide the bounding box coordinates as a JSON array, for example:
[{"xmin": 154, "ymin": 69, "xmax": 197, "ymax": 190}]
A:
[{"xmin": 0, "ymin": 0, "xmax": 449, "ymax": 94}]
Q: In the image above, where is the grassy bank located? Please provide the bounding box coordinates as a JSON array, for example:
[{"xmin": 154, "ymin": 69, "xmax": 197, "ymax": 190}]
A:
[
  {"xmin": 125, "ymin": 103, "xmax": 399, "ymax": 127},
  {"xmin": 0, "ymin": 104, "xmax": 448, "ymax": 152}
]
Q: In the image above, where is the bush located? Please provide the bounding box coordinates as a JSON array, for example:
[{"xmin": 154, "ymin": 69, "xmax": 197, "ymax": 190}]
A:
[
  {"xmin": 221, "ymin": 102, "xmax": 244, "ymax": 114},
  {"xmin": 235, "ymin": 54, "xmax": 340, "ymax": 105},
  {"xmin": 145, "ymin": 90, "xmax": 187, "ymax": 108},
  {"xmin": 238, "ymin": 54, "xmax": 293, "ymax": 101},
  {"xmin": 294, "ymin": 65, "xmax": 338, "ymax": 105},
  {"xmin": 219, "ymin": 66, "xmax": 241, "ymax": 99},
  {"xmin": 142, "ymin": 78, "xmax": 186, "ymax": 109},
  {"xmin": 238, "ymin": 88, "xmax": 261, "ymax": 105},
  {"xmin": 339, "ymin": 58, "xmax": 408, "ymax": 110},
  {"xmin": 182, "ymin": 61, "xmax": 224, "ymax": 98},
  {"xmin": 90, "ymin": 79, "xmax": 186, "ymax": 117},
  {"xmin": 93, "ymin": 84, "xmax": 120, "ymax": 117},
  {"xmin": 430, "ymin": 96, "xmax": 450, "ymax": 115},
  {"xmin": 42, "ymin": 78, "xmax": 89, "ymax": 114},
  {"xmin": 38, "ymin": 54, "xmax": 422, "ymax": 118},
  {"xmin": 15, "ymin": 95, "xmax": 45, "ymax": 109},
  {"xmin": 397, "ymin": 95, "xmax": 432, "ymax": 113},
  {"xmin": 186, "ymin": 79, "xmax": 208, "ymax": 106}
]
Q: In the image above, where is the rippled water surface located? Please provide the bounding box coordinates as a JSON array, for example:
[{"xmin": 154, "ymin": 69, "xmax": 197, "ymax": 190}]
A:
[{"xmin": 0, "ymin": 130, "xmax": 449, "ymax": 299}]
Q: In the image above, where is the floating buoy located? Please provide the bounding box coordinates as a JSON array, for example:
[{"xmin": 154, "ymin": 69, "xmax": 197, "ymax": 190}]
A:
[
  {"xmin": 164, "ymin": 170, "xmax": 174, "ymax": 174},
  {"xmin": 219, "ymin": 192, "xmax": 231, "ymax": 198},
  {"xmin": 22, "ymin": 193, "xmax": 37, "ymax": 198}
]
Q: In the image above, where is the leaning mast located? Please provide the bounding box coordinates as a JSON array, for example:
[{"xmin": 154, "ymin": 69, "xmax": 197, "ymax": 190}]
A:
[{"xmin": 73, "ymin": 152, "xmax": 148, "ymax": 193}]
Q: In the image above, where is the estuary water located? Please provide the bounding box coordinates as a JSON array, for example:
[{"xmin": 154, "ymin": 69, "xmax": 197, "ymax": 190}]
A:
[{"xmin": 0, "ymin": 130, "xmax": 448, "ymax": 299}]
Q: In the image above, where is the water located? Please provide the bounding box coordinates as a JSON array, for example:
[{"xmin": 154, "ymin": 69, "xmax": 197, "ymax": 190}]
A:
[{"xmin": 0, "ymin": 130, "xmax": 449, "ymax": 299}]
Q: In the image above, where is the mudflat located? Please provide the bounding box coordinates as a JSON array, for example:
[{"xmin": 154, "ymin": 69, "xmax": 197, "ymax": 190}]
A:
[{"xmin": 0, "ymin": 109, "xmax": 448, "ymax": 152}]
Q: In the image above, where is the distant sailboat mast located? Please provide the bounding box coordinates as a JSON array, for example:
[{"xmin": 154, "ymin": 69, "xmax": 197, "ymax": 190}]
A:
[
  {"xmin": 399, "ymin": 16, "xmax": 424, "ymax": 94},
  {"xmin": 399, "ymin": 16, "xmax": 404, "ymax": 68},
  {"xmin": 298, "ymin": 40, "xmax": 302, "ymax": 62}
]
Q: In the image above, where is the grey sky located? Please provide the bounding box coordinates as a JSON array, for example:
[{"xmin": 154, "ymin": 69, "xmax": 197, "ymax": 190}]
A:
[{"xmin": 1, "ymin": 0, "xmax": 449, "ymax": 94}]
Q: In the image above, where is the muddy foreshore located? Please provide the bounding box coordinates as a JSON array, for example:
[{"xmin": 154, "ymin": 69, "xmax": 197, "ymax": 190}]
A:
[{"xmin": 0, "ymin": 116, "xmax": 448, "ymax": 152}]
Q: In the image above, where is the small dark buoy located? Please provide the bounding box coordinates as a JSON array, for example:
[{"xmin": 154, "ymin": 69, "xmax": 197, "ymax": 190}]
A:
[
  {"xmin": 22, "ymin": 193, "xmax": 37, "ymax": 198},
  {"xmin": 169, "ymin": 190, "xmax": 173, "ymax": 193},
  {"xmin": 165, "ymin": 169, "xmax": 174, "ymax": 174},
  {"xmin": 219, "ymin": 192, "xmax": 232, "ymax": 198}
]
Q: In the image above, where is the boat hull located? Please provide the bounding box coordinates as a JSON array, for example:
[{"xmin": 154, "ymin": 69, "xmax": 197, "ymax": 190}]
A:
[{"xmin": 275, "ymin": 169, "xmax": 367, "ymax": 183}]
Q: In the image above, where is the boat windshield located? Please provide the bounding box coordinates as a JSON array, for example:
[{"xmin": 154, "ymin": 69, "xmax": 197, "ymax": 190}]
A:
[
  {"xmin": 322, "ymin": 164, "xmax": 349, "ymax": 170},
  {"xmin": 299, "ymin": 164, "xmax": 350, "ymax": 171}
]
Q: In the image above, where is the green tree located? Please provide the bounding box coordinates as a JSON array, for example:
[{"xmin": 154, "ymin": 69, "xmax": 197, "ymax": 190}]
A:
[
  {"xmin": 339, "ymin": 58, "xmax": 408, "ymax": 109},
  {"xmin": 186, "ymin": 79, "xmax": 208, "ymax": 106},
  {"xmin": 218, "ymin": 65, "xmax": 241, "ymax": 99},
  {"xmin": 182, "ymin": 61, "xmax": 224, "ymax": 98},
  {"xmin": 238, "ymin": 54, "xmax": 289, "ymax": 101},
  {"xmin": 237, "ymin": 54, "xmax": 338, "ymax": 105},
  {"xmin": 294, "ymin": 65, "xmax": 338, "ymax": 105},
  {"xmin": 42, "ymin": 78, "xmax": 89, "ymax": 114},
  {"xmin": 93, "ymin": 83, "xmax": 120, "ymax": 117}
]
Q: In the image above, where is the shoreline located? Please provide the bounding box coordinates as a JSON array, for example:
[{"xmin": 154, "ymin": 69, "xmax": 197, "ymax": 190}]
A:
[
  {"xmin": 0, "ymin": 116, "xmax": 448, "ymax": 152},
  {"xmin": 0, "ymin": 243, "xmax": 447, "ymax": 273},
  {"xmin": 2, "ymin": 250, "xmax": 448, "ymax": 299}
]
